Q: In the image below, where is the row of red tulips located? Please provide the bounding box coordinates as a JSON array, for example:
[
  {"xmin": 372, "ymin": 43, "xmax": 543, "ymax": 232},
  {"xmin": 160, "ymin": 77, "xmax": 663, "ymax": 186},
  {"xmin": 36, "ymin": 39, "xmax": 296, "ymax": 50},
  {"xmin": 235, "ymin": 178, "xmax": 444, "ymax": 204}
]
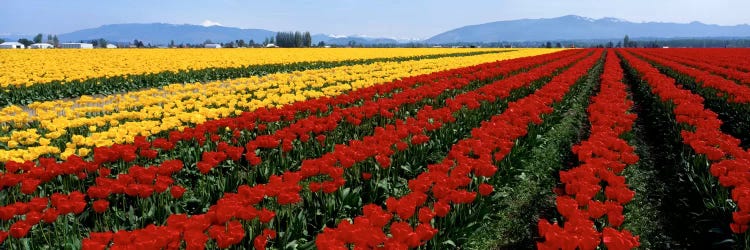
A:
[
  {"xmin": 620, "ymin": 50, "xmax": 750, "ymax": 234},
  {"xmin": 629, "ymin": 49, "xmax": 750, "ymax": 104},
  {"xmin": 316, "ymin": 50, "xmax": 603, "ymax": 249},
  {"xmin": 537, "ymin": 52, "xmax": 640, "ymax": 250},
  {"xmin": 638, "ymin": 49, "xmax": 750, "ymax": 86},
  {"xmin": 76, "ymin": 50, "xmax": 597, "ymax": 249},
  {"xmin": 642, "ymin": 48, "xmax": 750, "ymax": 75}
]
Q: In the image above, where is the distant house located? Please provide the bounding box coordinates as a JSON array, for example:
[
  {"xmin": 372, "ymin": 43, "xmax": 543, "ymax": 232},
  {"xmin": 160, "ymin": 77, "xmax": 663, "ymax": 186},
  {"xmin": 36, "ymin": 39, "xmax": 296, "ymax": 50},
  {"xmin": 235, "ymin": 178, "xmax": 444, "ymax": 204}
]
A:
[
  {"xmin": 61, "ymin": 43, "xmax": 94, "ymax": 49},
  {"xmin": 204, "ymin": 43, "xmax": 222, "ymax": 48},
  {"xmin": 0, "ymin": 42, "xmax": 25, "ymax": 49},
  {"xmin": 265, "ymin": 43, "xmax": 278, "ymax": 48},
  {"xmin": 30, "ymin": 43, "xmax": 54, "ymax": 49},
  {"xmin": 106, "ymin": 44, "xmax": 118, "ymax": 49}
]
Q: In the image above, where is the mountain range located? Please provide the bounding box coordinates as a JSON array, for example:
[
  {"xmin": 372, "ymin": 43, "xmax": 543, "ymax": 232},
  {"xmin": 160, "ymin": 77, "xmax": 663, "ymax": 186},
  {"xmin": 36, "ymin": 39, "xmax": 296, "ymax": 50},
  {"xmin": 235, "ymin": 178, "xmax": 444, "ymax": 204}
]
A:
[
  {"xmin": 52, "ymin": 23, "xmax": 400, "ymax": 45},
  {"xmin": 4, "ymin": 15, "xmax": 750, "ymax": 45},
  {"xmin": 426, "ymin": 15, "xmax": 750, "ymax": 43}
]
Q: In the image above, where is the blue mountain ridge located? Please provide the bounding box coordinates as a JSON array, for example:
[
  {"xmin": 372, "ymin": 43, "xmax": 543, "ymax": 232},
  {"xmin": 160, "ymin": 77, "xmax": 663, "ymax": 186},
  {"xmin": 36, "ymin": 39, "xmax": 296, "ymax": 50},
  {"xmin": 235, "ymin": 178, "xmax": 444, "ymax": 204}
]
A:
[{"xmin": 425, "ymin": 15, "xmax": 750, "ymax": 43}]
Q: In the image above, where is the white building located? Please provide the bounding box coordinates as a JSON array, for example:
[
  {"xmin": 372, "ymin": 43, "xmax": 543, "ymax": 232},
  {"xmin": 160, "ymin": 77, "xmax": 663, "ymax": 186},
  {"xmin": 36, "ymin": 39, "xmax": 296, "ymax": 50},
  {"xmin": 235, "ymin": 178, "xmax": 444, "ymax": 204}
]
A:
[
  {"xmin": 204, "ymin": 43, "xmax": 222, "ymax": 48},
  {"xmin": 265, "ymin": 43, "xmax": 278, "ymax": 48},
  {"xmin": 106, "ymin": 44, "xmax": 118, "ymax": 49},
  {"xmin": 0, "ymin": 42, "xmax": 25, "ymax": 49},
  {"xmin": 30, "ymin": 43, "xmax": 54, "ymax": 49},
  {"xmin": 60, "ymin": 43, "xmax": 94, "ymax": 49}
]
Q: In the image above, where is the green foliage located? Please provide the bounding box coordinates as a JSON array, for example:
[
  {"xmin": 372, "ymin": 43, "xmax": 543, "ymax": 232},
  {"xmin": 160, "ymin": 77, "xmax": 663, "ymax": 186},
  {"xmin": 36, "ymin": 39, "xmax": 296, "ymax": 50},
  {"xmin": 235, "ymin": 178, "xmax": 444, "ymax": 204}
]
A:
[
  {"xmin": 274, "ymin": 31, "xmax": 312, "ymax": 48},
  {"xmin": 33, "ymin": 33, "xmax": 43, "ymax": 44},
  {"xmin": 17, "ymin": 38, "xmax": 33, "ymax": 47}
]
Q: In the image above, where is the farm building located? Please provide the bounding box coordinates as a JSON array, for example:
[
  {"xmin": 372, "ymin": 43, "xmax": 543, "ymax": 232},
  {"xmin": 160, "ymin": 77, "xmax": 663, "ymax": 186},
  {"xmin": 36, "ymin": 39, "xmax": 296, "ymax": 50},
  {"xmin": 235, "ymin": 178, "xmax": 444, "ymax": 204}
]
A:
[
  {"xmin": 106, "ymin": 44, "xmax": 118, "ymax": 49},
  {"xmin": 266, "ymin": 43, "xmax": 279, "ymax": 48},
  {"xmin": 204, "ymin": 43, "xmax": 222, "ymax": 48},
  {"xmin": 61, "ymin": 43, "xmax": 94, "ymax": 49},
  {"xmin": 0, "ymin": 42, "xmax": 25, "ymax": 49},
  {"xmin": 30, "ymin": 43, "xmax": 54, "ymax": 49}
]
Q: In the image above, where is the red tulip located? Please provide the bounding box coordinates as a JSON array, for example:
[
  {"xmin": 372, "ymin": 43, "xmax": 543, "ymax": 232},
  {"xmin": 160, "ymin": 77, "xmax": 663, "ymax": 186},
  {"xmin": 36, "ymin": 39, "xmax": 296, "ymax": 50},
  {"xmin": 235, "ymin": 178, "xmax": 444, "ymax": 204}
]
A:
[
  {"xmin": 93, "ymin": 200, "xmax": 109, "ymax": 213},
  {"xmin": 478, "ymin": 183, "xmax": 494, "ymax": 196},
  {"xmin": 9, "ymin": 220, "xmax": 32, "ymax": 238}
]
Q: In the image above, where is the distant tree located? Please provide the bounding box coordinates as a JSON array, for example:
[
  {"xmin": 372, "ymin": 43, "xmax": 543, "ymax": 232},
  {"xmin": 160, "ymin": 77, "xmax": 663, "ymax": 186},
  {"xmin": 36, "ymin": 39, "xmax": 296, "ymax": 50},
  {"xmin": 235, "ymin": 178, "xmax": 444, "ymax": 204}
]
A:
[
  {"xmin": 33, "ymin": 33, "xmax": 43, "ymax": 44},
  {"xmin": 317, "ymin": 41, "xmax": 325, "ymax": 47},
  {"xmin": 204, "ymin": 39, "xmax": 213, "ymax": 45},
  {"xmin": 263, "ymin": 37, "xmax": 269, "ymax": 45},
  {"xmin": 91, "ymin": 39, "xmax": 99, "ymax": 47},
  {"xmin": 98, "ymin": 38, "xmax": 107, "ymax": 48},
  {"xmin": 169, "ymin": 40, "xmax": 175, "ymax": 48},
  {"xmin": 46, "ymin": 34, "xmax": 53, "ymax": 43},
  {"xmin": 17, "ymin": 38, "xmax": 33, "ymax": 47},
  {"xmin": 248, "ymin": 39, "xmax": 255, "ymax": 47},
  {"xmin": 0, "ymin": 38, "xmax": 4, "ymax": 44},
  {"xmin": 348, "ymin": 40, "xmax": 356, "ymax": 47},
  {"xmin": 545, "ymin": 41, "xmax": 552, "ymax": 48},
  {"xmin": 276, "ymin": 32, "xmax": 285, "ymax": 47},
  {"xmin": 303, "ymin": 32, "xmax": 312, "ymax": 47},
  {"xmin": 132, "ymin": 39, "xmax": 145, "ymax": 48},
  {"xmin": 293, "ymin": 31, "xmax": 302, "ymax": 47},
  {"xmin": 623, "ymin": 35, "xmax": 630, "ymax": 48},
  {"xmin": 606, "ymin": 41, "xmax": 614, "ymax": 48},
  {"xmin": 52, "ymin": 35, "xmax": 59, "ymax": 47},
  {"xmin": 237, "ymin": 39, "xmax": 246, "ymax": 47},
  {"xmin": 269, "ymin": 36, "xmax": 275, "ymax": 44},
  {"xmin": 555, "ymin": 42, "xmax": 562, "ymax": 48}
]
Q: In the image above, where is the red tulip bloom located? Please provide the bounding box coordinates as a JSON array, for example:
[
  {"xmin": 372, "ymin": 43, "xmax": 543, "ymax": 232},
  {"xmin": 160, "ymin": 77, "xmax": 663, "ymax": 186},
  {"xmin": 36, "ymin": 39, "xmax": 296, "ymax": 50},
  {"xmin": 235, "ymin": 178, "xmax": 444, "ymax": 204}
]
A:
[
  {"xmin": 139, "ymin": 149, "xmax": 158, "ymax": 159},
  {"xmin": 9, "ymin": 220, "xmax": 32, "ymax": 238},
  {"xmin": 185, "ymin": 230, "xmax": 209, "ymax": 250},
  {"xmin": 20, "ymin": 178, "xmax": 41, "ymax": 194},
  {"xmin": 361, "ymin": 172, "xmax": 372, "ymax": 180},
  {"xmin": 258, "ymin": 209, "xmax": 275, "ymax": 223},
  {"xmin": 41, "ymin": 208, "xmax": 60, "ymax": 223},
  {"xmin": 170, "ymin": 185, "xmax": 186, "ymax": 199},
  {"xmin": 478, "ymin": 183, "xmax": 494, "ymax": 196},
  {"xmin": 81, "ymin": 239, "xmax": 108, "ymax": 250},
  {"xmin": 93, "ymin": 200, "xmax": 109, "ymax": 213},
  {"xmin": 25, "ymin": 211, "xmax": 42, "ymax": 225},
  {"xmin": 254, "ymin": 229, "xmax": 277, "ymax": 250}
]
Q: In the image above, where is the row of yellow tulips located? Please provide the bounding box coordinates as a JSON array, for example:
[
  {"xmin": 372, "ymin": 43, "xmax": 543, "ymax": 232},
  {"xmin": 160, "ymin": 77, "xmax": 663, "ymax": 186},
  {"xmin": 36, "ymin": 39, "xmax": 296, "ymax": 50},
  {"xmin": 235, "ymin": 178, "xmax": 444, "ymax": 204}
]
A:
[{"xmin": 0, "ymin": 48, "xmax": 505, "ymax": 88}]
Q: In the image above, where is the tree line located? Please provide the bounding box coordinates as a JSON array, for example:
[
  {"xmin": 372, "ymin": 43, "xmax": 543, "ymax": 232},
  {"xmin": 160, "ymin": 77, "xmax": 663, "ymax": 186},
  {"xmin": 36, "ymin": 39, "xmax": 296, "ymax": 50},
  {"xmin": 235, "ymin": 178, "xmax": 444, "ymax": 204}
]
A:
[{"xmin": 273, "ymin": 31, "xmax": 312, "ymax": 48}]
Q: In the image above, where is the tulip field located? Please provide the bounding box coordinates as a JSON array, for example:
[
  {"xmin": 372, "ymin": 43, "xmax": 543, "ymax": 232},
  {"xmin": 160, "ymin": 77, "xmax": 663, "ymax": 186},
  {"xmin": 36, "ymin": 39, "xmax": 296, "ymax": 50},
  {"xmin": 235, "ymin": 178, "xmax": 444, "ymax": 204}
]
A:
[{"xmin": 1, "ymin": 47, "xmax": 750, "ymax": 249}]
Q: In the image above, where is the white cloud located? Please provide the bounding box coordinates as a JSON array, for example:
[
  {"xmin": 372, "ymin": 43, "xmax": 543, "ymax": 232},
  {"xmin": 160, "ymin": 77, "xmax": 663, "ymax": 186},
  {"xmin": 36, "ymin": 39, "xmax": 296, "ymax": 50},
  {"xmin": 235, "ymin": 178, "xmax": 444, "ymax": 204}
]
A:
[{"xmin": 201, "ymin": 20, "xmax": 222, "ymax": 27}]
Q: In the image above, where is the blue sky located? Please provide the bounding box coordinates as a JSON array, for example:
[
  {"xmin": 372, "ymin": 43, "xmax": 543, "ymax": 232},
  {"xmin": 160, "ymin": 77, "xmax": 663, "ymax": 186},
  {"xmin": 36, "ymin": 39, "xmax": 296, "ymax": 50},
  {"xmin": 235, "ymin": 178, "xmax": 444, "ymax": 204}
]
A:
[{"xmin": 0, "ymin": 0, "xmax": 747, "ymax": 39}]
